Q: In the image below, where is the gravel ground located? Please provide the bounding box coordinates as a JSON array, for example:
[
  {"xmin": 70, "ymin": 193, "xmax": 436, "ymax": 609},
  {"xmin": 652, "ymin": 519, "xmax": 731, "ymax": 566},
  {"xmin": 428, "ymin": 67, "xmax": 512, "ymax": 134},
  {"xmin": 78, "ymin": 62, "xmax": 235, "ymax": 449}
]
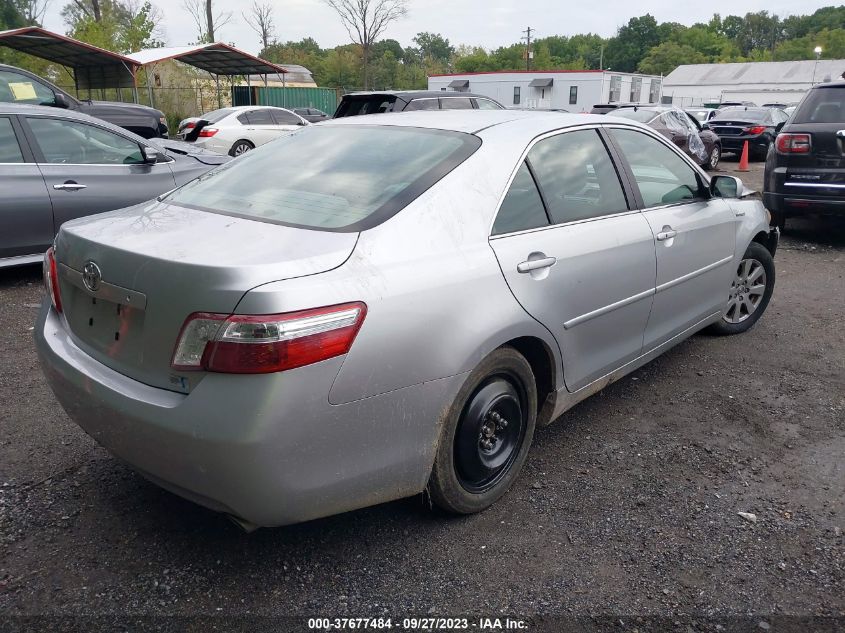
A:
[{"xmin": 0, "ymin": 159, "xmax": 843, "ymax": 632}]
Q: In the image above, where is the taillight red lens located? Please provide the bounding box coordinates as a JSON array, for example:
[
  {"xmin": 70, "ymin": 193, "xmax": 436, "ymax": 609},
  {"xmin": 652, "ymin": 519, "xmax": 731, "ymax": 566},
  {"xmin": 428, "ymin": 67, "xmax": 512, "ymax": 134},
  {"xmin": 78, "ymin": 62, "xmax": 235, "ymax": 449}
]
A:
[
  {"xmin": 197, "ymin": 127, "xmax": 218, "ymax": 138},
  {"xmin": 776, "ymin": 133, "xmax": 811, "ymax": 154},
  {"xmin": 42, "ymin": 247, "xmax": 62, "ymax": 314},
  {"xmin": 185, "ymin": 122, "xmax": 196, "ymax": 129},
  {"xmin": 744, "ymin": 126, "xmax": 767, "ymax": 135},
  {"xmin": 171, "ymin": 302, "xmax": 367, "ymax": 374}
]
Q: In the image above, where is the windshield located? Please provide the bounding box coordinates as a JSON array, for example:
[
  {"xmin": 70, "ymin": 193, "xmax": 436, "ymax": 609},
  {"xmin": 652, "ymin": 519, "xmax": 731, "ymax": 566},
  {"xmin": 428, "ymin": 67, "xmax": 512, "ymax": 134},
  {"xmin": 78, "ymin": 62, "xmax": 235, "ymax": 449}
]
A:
[
  {"xmin": 687, "ymin": 110, "xmax": 711, "ymax": 122},
  {"xmin": 334, "ymin": 95, "xmax": 398, "ymax": 117},
  {"xmin": 792, "ymin": 87, "xmax": 845, "ymax": 124},
  {"xmin": 612, "ymin": 109, "xmax": 658, "ymax": 123},
  {"xmin": 165, "ymin": 125, "xmax": 481, "ymax": 231},
  {"xmin": 712, "ymin": 107, "xmax": 771, "ymax": 122}
]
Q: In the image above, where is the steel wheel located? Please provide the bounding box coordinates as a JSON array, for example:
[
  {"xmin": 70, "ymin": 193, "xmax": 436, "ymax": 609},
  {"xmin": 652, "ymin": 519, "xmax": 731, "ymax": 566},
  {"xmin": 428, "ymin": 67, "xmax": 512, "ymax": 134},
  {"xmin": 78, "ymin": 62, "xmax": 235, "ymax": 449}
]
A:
[
  {"xmin": 454, "ymin": 374, "xmax": 527, "ymax": 494},
  {"xmin": 724, "ymin": 257, "xmax": 767, "ymax": 324}
]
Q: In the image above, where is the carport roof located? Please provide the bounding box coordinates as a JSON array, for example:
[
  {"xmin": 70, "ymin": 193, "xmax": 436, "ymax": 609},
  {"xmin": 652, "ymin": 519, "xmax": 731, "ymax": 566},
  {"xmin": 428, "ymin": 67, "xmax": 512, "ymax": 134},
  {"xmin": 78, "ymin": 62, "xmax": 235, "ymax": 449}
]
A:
[
  {"xmin": 0, "ymin": 27, "xmax": 138, "ymax": 89},
  {"xmin": 127, "ymin": 43, "xmax": 287, "ymax": 76}
]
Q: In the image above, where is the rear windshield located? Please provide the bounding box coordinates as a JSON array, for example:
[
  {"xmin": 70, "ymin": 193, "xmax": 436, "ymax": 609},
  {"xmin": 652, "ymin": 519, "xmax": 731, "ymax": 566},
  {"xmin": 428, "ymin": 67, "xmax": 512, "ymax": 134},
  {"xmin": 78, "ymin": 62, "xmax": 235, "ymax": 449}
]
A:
[
  {"xmin": 687, "ymin": 110, "xmax": 712, "ymax": 122},
  {"xmin": 712, "ymin": 107, "xmax": 771, "ymax": 122},
  {"xmin": 612, "ymin": 108, "xmax": 658, "ymax": 123},
  {"xmin": 165, "ymin": 125, "xmax": 481, "ymax": 231},
  {"xmin": 334, "ymin": 95, "xmax": 398, "ymax": 117},
  {"xmin": 792, "ymin": 87, "xmax": 845, "ymax": 124},
  {"xmin": 201, "ymin": 108, "xmax": 235, "ymax": 124}
]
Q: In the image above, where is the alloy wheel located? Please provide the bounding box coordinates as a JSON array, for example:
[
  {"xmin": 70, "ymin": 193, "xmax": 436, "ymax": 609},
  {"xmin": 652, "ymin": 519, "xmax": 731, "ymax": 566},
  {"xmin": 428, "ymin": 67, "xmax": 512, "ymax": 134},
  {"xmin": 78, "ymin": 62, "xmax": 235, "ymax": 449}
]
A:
[
  {"xmin": 709, "ymin": 146, "xmax": 720, "ymax": 169},
  {"xmin": 724, "ymin": 257, "xmax": 767, "ymax": 324}
]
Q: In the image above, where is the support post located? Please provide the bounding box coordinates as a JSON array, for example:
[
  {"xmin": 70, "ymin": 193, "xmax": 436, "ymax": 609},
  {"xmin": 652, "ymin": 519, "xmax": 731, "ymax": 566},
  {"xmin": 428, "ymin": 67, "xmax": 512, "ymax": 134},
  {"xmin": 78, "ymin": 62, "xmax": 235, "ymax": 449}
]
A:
[{"xmin": 215, "ymin": 74, "xmax": 221, "ymax": 109}]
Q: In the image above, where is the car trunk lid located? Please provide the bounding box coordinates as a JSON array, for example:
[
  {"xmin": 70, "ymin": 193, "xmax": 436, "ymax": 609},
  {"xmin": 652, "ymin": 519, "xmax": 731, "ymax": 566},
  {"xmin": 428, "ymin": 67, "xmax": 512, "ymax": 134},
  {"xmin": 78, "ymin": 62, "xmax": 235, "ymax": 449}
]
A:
[
  {"xmin": 778, "ymin": 123, "xmax": 845, "ymax": 196},
  {"xmin": 54, "ymin": 200, "xmax": 358, "ymax": 392}
]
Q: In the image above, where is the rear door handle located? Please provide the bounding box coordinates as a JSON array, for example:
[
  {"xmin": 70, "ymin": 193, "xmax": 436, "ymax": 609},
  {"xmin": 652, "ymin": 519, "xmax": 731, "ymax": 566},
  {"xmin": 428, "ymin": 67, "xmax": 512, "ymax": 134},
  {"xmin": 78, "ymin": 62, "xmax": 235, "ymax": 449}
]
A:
[
  {"xmin": 53, "ymin": 182, "xmax": 87, "ymax": 191},
  {"xmin": 517, "ymin": 256, "xmax": 557, "ymax": 273},
  {"xmin": 656, "ymin": 229, "xmax": 677, "ymax": 241}
]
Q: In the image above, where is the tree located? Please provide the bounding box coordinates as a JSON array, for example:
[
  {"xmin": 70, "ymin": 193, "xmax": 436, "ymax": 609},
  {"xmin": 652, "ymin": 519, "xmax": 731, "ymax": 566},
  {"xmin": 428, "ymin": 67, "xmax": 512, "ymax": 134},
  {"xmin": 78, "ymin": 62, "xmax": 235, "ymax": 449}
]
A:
[
  {"xmin": 638, "ymin": 41, "xmax": 706, "ymax": 75},
  {"xmin": 605, "ymin": 14, "xmax": 664, "ymax": 72},
  {"xmin": 412, "ymin": 32, "xmax": 453, "ymax": 65},
  {"xmin": 182, "ymin": 0, "xmax": 230, "ymax": 44},
  {"xmin": 321, "ymin": 0, "xmax": 409, "ymax": 89},
  {"xmin": 1, "ymin": 1, "xmax": 26, "ymax": 29},
  {"xmin": 16, "ymin": 0, "xmax": 52, "ymax": 25},
  {"xmin": 62, "ymin": 0, "xmax": 161, "ymax": 52},
  {"xmin": 243, "ymin": 1, "xmax": 274, "ymax": 49}
]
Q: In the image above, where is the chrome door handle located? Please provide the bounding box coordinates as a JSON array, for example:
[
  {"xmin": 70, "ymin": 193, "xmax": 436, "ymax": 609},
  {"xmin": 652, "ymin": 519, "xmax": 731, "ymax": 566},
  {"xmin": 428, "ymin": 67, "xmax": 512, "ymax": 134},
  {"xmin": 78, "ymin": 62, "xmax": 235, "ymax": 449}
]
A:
[
  {"xmin": 517, "ymin": 256, "xmax": 557, "ymax": 273},
  {"xmin": 53, "ymin": 183, "xmax": 87, "ymax": 191},
  {"xmin": 657, "ymin": 229, "xmax": 677, "ymax": 241}
]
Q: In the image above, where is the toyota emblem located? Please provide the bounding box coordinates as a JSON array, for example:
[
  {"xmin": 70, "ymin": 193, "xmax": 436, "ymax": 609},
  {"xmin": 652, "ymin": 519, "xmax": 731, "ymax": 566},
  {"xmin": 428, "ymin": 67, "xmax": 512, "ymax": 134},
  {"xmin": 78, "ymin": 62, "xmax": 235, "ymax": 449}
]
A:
[{"xmin": 82, "ymin": 261, "xmax": 102, "ymax": 292}]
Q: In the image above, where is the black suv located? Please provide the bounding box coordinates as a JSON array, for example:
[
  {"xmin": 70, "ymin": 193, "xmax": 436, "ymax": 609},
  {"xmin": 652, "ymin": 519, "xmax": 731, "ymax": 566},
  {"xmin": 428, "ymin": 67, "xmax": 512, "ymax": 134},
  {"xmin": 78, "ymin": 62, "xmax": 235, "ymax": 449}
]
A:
[
  {"xmin": 764, "ymin": 81, "xmax": 845, "ymax": 227},
  {"xmin": 0, "ymin": 64, "xmax": 168, "ymax": 138},
  {"xmin": 333, "ymin": 91, "xmax": 504, "ymax": 117}
]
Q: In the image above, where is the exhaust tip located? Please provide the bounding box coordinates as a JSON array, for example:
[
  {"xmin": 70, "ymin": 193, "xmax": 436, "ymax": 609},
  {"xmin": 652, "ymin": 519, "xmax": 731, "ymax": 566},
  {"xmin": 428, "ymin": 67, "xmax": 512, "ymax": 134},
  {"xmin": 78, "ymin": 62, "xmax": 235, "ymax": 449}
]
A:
[{"xmin": 226, "ymin": 513, "xmax": 260, "ymax": 533}]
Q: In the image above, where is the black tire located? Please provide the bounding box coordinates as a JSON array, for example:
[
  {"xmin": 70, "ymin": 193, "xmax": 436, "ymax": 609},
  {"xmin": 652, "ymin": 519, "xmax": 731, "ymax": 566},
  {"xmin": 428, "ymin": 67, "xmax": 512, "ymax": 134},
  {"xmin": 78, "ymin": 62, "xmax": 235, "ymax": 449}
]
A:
[
  {"xmin": 707, "ymin": 241, "xmax": 775, "ymax": 336},
  {"xmin": 428, "ymin": 347, "xmax": 537, "ymax": 515},
  {"xmin": 704, "ymin": 144, "xmax": 721, "ymax": 171},
  {"xmin": 229, "ymin": 140, "xmax": 254, "ymax": 157}
]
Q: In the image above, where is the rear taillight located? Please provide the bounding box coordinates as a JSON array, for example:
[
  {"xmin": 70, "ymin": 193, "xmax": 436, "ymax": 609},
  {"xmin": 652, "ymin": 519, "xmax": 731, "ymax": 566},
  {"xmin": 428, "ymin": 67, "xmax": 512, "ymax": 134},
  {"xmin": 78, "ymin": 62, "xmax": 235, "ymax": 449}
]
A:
[
  {"xmin": 185, "ymin": 122, "xmax": 196, "ymax": 129},
  {"xmin": 171, "ymin": 302, "xmax": 367, "ymax": 374},
  {"xmin": 42, "ymin": 247, "xmax": 62, "ymax": 314},
  {"xmin": 744, "ymin": 126, "xmax": 767, "ymax": 135},
  {"xmin": 776, "ymin": 133, "xmax": 812, "ymax": 154},
  {"xmin": 197, "ymin": 127, "xmax": 218, "ymax": 138}
]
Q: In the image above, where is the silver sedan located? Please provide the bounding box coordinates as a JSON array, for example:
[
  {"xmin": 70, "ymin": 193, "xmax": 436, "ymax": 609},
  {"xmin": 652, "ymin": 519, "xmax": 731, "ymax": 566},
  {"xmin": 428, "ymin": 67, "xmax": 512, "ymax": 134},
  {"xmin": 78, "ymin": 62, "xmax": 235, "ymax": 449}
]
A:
[{"xmin": 35, "ymin": 110, "xmax": 778, "ymax": 528}]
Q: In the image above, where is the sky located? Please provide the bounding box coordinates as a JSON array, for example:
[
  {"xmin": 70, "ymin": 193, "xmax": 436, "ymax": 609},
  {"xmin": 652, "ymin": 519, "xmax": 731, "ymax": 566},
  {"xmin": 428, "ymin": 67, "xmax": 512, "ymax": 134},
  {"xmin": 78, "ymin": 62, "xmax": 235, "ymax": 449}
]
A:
[{"xmin": 41, "ymin": 0, "xmax": 837, "ymax": 55}]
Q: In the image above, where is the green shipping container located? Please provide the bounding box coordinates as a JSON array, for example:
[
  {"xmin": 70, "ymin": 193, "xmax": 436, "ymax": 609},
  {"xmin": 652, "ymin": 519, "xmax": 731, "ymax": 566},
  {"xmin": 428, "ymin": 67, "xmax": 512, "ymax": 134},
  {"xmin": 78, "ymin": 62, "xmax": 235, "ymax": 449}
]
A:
[{"xmin": 232, "ymin": 86, "xmax": 339, "ymax": 114}]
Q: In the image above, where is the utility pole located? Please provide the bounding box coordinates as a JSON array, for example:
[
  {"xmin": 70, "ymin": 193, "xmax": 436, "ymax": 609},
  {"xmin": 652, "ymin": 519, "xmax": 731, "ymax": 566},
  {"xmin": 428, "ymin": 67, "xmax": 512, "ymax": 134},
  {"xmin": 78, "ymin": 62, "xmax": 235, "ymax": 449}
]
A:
[{"xmin": 522, "ymin": 26, "xmax": 533, "ymax": 71}]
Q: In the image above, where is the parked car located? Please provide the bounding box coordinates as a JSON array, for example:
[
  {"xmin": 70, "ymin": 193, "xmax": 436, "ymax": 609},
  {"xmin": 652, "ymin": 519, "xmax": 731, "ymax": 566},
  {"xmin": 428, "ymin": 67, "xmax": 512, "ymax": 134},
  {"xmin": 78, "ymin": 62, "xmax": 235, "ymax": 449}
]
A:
[
  {"xmin": 180, "ymin": 105, "xmax": 310, "ymax": 156},
  {"xmin": 718, "ymin": 100, "xmax": 757, "ymax": 108},
  {"xmin": 293, "ymin": 107, "xmax": 329, "ymax": 122},
  {"xmin": 590, "ymin": 102, "xmax": 641, "ymax": 115},
  {"xmin": 764, "ymin": 81, "xmax": 845, "ymax": 228},
  {"xmin": 686, "ymin": 107, "xmax": 719, "ymax": 123},
  {"xmin": 709, "ymin": 107, "xmax": 791, "ymax": 160},
  {"xmin": 0, "ymin": 105, "xmax": 228, "ymax": 268},
  {"xmin": 0, "ymin": 63, "xmax": 168, "ymax": 138},
  {"xmin": 612, "ymin": 105, "xmax": 722, "ymax": 169},
  {"xmin": 333, "ymin": 91, "xmax": 504, "ymax": 117},
  {"xmin": 36, "ymin": 110, "xmax": 777, "ymax": 529},
  {"xmin": 783, "ymin": 105, "xmax": 797, "ymax": 118}
]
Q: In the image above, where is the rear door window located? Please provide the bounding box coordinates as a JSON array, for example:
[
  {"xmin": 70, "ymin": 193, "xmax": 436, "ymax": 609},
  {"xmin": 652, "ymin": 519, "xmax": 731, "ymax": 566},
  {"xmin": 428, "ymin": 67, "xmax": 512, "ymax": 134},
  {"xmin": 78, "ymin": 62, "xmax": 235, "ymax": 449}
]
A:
[
  {"xmin": 475, "ymin": 98, "xmax": 503, "ymax": 110},
  {"xmin": 439, "ymin": 98, "xmax": 474, "ymax": 110},
  {"xmin": 271, "ymin": 109, "xmax": 302, "ymax": 125},
  {"xmin": 246, "ymin": 109, "xmax": 274, "ymax": 125},
  {"xmin": 0, "ymin": 117, "xmax": 25, "ymax": 163},
  {"xmin": 404, "ymin": 98, "xmax": 440, "ymax": 111},
  {"xmin": 527, "ymin": 129, "xmax": 629, "ymax": 224},
  {"xmin": 492, "ymin": 162, "xmax": 549, "ymax": 235}
]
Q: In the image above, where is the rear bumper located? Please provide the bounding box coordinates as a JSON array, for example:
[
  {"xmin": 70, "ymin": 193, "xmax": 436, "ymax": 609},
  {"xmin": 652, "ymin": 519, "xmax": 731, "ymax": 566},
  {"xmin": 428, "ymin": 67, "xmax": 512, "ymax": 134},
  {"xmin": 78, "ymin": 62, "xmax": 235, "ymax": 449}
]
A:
[
  {"xmin": 719, "ymin": 136, "xmax": 770, "ymax": 154},
  {"xmin": 35, "ymin": 305, "xmax": 463, "ymax": 527},
  {"xmin": 764, "ymin": 191, "xmax": 845, "ymax": 216}
]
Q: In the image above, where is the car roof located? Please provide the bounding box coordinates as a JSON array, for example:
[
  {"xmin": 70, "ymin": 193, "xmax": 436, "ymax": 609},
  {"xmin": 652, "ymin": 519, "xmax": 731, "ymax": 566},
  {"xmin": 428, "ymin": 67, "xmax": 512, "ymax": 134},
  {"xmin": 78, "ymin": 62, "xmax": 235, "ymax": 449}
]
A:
[
  {"xmin": 322, "ymin": 109, "xmax": 613, "ymax": 135},
  {"xmin": 343, "ymin": 90, "xmax": 493, "ymax": 100}
]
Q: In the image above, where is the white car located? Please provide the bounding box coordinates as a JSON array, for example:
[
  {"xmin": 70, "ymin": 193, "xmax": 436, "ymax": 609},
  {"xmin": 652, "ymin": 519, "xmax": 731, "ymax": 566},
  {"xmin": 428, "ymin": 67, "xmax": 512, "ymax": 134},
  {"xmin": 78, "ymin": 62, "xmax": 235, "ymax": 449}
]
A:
[{"xmin": 181, "ymin": 105, "xmax": 310, "ymax": 156}]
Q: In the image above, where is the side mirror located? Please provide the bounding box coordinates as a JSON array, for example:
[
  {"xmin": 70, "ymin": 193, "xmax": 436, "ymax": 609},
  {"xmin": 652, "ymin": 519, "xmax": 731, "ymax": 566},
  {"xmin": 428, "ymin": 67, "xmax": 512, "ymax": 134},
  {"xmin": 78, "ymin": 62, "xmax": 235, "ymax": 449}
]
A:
[
  {"xmin": 711, "ymin": 175, "xmax": 745, "ymax": 199},
  {"xmin": 775, "ymin": 121, "xmax": 785, "ymax": 133},
  {"xmin": 298, "ymin": 119, "xmax": 308, "ymax": 126},
  {"xmin": 53, "ymin": 93, "xmax": 70, "ymax": 109},
  {"xmin": 701, "ymin": 122, "xmax": 711, "ymax": 130},
  {"xmin": 141, "ymin": 146, "xmax": 161, "ymax": 164}
]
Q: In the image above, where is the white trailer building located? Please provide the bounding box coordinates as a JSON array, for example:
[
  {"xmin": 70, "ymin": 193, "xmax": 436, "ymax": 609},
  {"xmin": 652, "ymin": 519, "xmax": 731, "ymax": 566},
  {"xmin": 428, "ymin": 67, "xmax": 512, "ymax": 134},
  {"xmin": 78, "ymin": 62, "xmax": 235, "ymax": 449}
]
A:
[
  {"xmin": 427, "ymin": 70, "xmax": 663, "ymax": 112},
  {"xmin": 662, "ymin": 60, "xmax": 845, "ymax": 107}
]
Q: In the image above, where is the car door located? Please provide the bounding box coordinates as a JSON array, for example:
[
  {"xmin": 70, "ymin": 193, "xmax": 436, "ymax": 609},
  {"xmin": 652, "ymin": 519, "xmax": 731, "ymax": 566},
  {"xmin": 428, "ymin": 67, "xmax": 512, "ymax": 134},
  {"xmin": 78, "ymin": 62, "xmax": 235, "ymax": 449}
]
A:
[
  {"xmin": 269, "ymin": 108, "xmax": 306, "ymax": 136},
  {"xmin": 489, "ymin": 127, "xmax": 657, "ymax": 392},
  {"xmin": 23, "ymin": 115, "xmax": 177, "ymax": 231},
  {"xmin": 0, "ymin": 115, "xmax": 54, "ymax": 259},
  {"xmin": 607, "ymin": 126, "xmax": 737, "ymax": 350}
]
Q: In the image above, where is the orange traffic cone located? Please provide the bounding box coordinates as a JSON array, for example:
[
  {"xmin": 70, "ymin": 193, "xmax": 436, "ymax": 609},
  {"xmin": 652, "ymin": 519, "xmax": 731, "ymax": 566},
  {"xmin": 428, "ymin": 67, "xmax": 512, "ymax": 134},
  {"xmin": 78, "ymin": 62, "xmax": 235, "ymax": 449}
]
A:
[{"xmin": 738, "ymin": 140, "xmax": 750, "ymax": 172}]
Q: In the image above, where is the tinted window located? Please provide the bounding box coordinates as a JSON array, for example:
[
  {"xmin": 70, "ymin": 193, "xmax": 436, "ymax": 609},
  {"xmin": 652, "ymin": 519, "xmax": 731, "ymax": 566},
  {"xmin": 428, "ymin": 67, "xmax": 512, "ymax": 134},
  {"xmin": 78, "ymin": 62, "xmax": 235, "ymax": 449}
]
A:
[
  {"xmin": 293, "ymin": 108, "xmax": 308, "ymax": 115},
  {"xmin": 440, "ymin": 97, "xmax": 473, "ymax": 110},
  {"xmin": 271, "ymin": 109, "xmax": 302, "ymax": 125},
  {"xmin": 513, "ymin": 87, "xmax": 520, "ymax": 105},
  {"xmin": 166, "ymin": 126, "xmax": 480, "ymax": 231},
  {"xmin": 202, "ymin": 108, "xmax": 236, "ymax": 124},
  {"xmin": 246, "ymin": 109, "xmax": 274, "ymax": 125},
  {"xmin": 792, "ymin": 88, "xmax": 844, "ymax": 124},
  {"xmin": 237, "ymin": 113, "xmax": 249, "ymax": 124},
  {"xmin": 0, "ymin": 118, "xmax": 24, "ymax": 163},
  {"xmin": 0, "ymin": 70, "xmax": 56, "ymax": 105},
  {"xmin": 28, "ymin": 117, "xmax": 143, "ymax": 165},
  {"xmin": 335, "ymin": 95, "xmax": 396, "ymax": 116},
  {"xmin": 403, "ymin": 98, "xmax": 439, "ymax": 111},
  {"xmin": 611, "ymin": 128, "xmax": 703, "ymax": 207},
  {"xmin": 528, "ymin": 129, "xmax": 628, "ymax": 224},
  {"xmin": 475, "ymin": 98, "xmax": 502, "ymax": 110},
  {"xmin": 492, "ymin": 162, "xmax": 548, "ymax": 235},
  {"xmin": 569, "ymin": 86, "xmax": 577, "ymax": 105}
]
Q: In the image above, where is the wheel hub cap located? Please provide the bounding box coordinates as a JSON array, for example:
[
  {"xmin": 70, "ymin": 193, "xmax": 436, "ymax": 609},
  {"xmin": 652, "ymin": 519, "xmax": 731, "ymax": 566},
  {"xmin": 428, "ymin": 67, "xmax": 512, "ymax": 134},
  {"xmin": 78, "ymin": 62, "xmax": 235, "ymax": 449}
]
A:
[{"xmin": 724, "ymin": 257, "xmax": 766, "ymax": 324}]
